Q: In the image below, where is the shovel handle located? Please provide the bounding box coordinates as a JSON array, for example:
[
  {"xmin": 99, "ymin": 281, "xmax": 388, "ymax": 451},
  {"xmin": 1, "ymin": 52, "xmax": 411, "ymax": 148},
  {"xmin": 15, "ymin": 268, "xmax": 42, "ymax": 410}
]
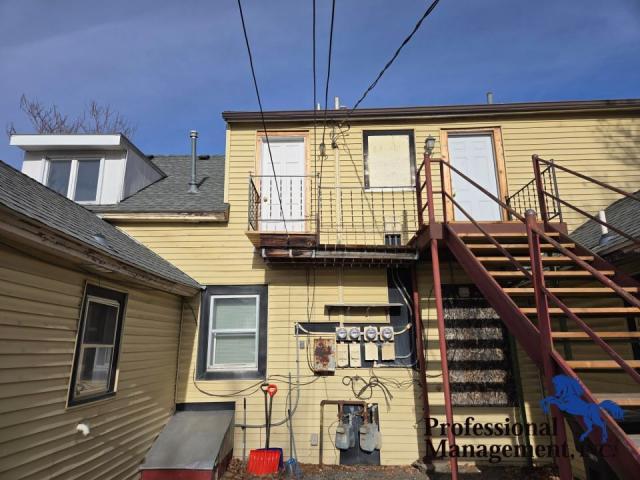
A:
[{"xmin": 261, "ymin": 383, "xmax": 278, "ymax": 398}]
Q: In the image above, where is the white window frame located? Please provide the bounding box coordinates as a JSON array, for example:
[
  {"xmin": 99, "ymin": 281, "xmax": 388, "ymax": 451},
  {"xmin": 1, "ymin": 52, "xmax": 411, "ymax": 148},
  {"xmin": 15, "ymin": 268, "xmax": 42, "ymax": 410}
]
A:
[
  {"xmin": 44, "ymin": 155, "xmax": 105, "ymax": 204},
  {"xmin": 73, "ymin": 295, "xmax": 120, "ymax": 400},
  {"xmin": 206, "ymin": 294, "xmax": 260, "ymax": 371}
]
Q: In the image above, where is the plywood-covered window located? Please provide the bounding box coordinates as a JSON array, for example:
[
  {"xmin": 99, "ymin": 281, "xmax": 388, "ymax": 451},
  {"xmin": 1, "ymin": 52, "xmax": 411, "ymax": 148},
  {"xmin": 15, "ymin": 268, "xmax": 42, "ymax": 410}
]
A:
[
  {"xmin": 197, "ymin": 285, "xmax": 268, "ymax": 380},
  {"xmin": 68, "ymin": 285, "xmax": 126, "ymax": 406},
  {"xmin": 363, "ymin": 130, "xmax": 415, "ymax": 189}
]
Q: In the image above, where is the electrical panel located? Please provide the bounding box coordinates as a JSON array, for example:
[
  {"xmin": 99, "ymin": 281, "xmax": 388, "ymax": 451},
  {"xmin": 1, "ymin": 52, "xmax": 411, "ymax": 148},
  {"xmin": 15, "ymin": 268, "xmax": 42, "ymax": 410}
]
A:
[
  {"xmin": 381, "ymin": 342, "xmax": 395, "ymax": 361},
  {"xmin": 336, "ymin": 342, "xmax": 349, "ymax": 368},
  {"xmin": 313, "ymin": 337, "xmax": 336, "ymax": 373},
  {"xmin": 364, "ymin": 342, "xmax": 379, "ymax": 361}
]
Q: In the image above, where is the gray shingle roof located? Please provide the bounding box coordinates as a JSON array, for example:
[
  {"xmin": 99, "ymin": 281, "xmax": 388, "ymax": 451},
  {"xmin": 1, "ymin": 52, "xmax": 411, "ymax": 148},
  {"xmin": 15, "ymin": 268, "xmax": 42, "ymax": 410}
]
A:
[
  {"xmin": 90, "ymin": 155, "xmax": 227, "ymax": 214},
  {"xmin": 571, "ymin": 190, "xmax": 640, "ymax": 253},
  {"xmin": 0, "ymin": 160, "xmax": 201, "ymax": 291}
]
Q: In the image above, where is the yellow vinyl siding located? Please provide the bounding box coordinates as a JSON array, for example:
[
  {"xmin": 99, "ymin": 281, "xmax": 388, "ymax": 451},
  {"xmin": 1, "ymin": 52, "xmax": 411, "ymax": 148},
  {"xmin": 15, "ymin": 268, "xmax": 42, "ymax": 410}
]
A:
[
  {"xmin": 0, "ymin": 244, "xmax": 183, "ymax": 480},
  {"xmin": 111, "ymin": 110, "xmax": 639, "ymax": 471}
]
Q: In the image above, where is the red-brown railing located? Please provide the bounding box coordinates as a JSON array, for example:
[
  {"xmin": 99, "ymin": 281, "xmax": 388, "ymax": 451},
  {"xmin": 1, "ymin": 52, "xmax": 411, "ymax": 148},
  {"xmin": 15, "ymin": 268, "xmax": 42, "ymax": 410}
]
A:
[
  {"xmin": 415, "ymin": 152, "xmax": 640, "ymax": 479},
  {"xmin": 532, "ymin": 155, "xmax": 640, "ymax": 247}
]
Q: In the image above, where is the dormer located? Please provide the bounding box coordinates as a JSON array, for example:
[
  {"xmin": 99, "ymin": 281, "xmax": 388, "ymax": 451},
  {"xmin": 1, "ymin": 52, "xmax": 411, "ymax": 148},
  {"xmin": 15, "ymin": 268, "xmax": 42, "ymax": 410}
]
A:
[{"xmin": 10, "ymin": 134, "xmax": 164, "ymax": 205}]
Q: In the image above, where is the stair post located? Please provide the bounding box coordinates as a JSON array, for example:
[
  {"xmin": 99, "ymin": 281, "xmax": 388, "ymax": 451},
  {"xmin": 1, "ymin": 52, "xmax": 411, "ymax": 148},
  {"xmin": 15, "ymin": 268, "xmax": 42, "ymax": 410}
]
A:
[
  {"xmin": 525, "ymin": 210, "xmax": 572, "ymax": 479},
  {"xmin": 423, "ymin": 143, "xmax": 459, "ymax": 480}
]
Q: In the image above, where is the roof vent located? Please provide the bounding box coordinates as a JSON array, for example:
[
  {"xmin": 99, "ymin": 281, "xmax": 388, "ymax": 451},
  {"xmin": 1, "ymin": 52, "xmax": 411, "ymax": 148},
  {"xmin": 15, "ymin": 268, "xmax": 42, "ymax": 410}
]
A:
[
  {"xmin": 93, "ymin": 233, "xmax": 108, "ymax": 247},
  {"xmin": 198, "ymin": 154, "xmax": 210, "ymax": 160}
]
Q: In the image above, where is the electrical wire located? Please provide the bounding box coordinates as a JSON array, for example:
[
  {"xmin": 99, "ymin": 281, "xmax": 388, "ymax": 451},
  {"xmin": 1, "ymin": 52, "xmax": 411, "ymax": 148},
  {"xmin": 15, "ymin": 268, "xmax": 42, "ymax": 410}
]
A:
[
  {"xmin": 339, "ymin": 0, "xmax": 443, "ymax": 128},
  {"xmin": 318, "ymin": 0, "xmax": 336, "ymax": 189},
  {"xmin": 236, "ymin": 0, "xmax": 288, "ymax": 236}
]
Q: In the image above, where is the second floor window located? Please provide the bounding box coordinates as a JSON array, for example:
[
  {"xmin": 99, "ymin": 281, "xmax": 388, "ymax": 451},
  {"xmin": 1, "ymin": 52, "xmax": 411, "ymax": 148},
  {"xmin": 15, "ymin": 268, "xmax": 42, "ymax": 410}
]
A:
[
  {"xmin": 363, "ymin": 130, "xmax": 416, "ymax": 189},
  {"xmin": 46, "ymin": 158, "xmax": 101, "ymax": 202}
]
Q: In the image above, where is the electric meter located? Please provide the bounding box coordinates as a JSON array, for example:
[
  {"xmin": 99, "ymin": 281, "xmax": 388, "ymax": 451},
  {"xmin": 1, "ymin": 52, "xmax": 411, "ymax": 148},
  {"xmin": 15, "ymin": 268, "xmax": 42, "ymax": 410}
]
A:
[
  {"xmin": 348, "ymin": 327, "xmax": 361, "ymax": 342},
  {"xmin": 380, "ymin": 326, "xmax": 394, "ymax": 342},
  {"xmin": 335, "ymin": 326, "xmax": 348, "ymax": 341},
  {"xmin": 363, "ymin": 326, "xmax": 378, "ymax": 342}
]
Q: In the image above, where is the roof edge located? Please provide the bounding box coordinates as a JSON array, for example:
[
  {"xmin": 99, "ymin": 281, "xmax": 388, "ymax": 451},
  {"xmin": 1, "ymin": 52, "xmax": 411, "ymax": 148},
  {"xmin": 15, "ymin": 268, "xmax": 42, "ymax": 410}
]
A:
[{"xmin": 222, "ymin": 98, "xmax": 640, "ymax": 123}]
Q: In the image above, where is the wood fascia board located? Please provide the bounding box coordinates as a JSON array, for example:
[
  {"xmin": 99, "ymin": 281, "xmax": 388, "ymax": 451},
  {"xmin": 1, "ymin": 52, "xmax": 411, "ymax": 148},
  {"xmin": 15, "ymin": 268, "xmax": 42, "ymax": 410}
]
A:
[
  {"xmin": 0, "ymin": 209, "xmax": 200, "ymax": 297},
  {"xmin": 96, "ymin": 211, "xmax": 228, "ymax": 223}
]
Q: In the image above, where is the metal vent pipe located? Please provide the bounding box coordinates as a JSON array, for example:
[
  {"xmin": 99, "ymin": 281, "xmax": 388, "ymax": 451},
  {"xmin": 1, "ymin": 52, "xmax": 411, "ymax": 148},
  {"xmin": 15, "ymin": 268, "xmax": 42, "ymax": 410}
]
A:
[{"xmin": 189, "ymin": 130, "xmax": 199, "ymax": 193}]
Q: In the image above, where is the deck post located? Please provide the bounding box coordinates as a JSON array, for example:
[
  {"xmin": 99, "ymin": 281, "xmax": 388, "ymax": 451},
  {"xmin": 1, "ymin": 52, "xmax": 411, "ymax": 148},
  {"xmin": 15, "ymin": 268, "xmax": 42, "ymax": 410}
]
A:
[
  {"xmin": 411, "ymin": 267, "xmax": 434, "ymax": 469},
  {"xmin": 525, "ymin": 210, "xmax": 572, "ymax": 479},
  {"xmin": 532, "ymin": 155, "xmax": 549, "ymax": 223}
]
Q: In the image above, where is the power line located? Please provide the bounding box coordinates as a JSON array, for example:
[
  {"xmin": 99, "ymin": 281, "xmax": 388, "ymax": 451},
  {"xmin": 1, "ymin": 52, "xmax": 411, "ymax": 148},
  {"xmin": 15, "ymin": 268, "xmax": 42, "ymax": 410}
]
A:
[
  {"xmin": 312, "ymin": 0, "xmax": 317, "ymax": 174},
  {"xmin": 237, "ymin": 0, "xmax": 288, "ymax": 235},
  {"xmin": 319, "ymin": 0, "xmax": 336, "ymax": 185},
  {"xmin": 340, "ymin": 0, "xmax": 443, "ymax": 127}
]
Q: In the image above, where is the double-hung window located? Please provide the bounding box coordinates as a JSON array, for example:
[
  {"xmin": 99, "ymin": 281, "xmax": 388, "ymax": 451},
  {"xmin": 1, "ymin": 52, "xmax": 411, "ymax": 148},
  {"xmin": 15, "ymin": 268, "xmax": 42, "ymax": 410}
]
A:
[
  {"xmin": 208, "ymin": 295, "xmax": 259, "ymax": 370},
  {"xmin": 46, "ymin": 157, "xmax": 102, "ymax": 203},
  {"xmin": 69, "ymin": 285, "xmax": 126, "ymax": 406},
  {"xmin": 198, "ymin": 285, "xmax": 268, "ymax": 380}
]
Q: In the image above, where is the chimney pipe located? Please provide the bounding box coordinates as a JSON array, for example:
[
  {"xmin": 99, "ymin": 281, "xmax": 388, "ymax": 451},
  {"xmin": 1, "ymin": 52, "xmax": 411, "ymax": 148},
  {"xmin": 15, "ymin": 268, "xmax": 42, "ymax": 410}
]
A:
[
  {"xmin": 189, "ymin": 130, "xmax": 199, "ymax": 194},
  {"xmin": 486, "ymin": 92, "xmax": 494, "ymax": 104},
  {"xmin": 334, "ymin": 96, "xmax": 340, "ymax": 110}
]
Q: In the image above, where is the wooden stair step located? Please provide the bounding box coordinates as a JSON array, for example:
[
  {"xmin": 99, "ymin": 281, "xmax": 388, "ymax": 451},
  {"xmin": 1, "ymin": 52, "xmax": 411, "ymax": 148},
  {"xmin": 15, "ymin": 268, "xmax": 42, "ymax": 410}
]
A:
[
  {"xmin": 504, "ymin": 287, "xmax": 640, "ymax": 296},
  {"xmin": 592, "ymin": 393, "xmax": 640, "ymax": 407},
  {"xmin": 460, "ymin": 231, "xmax": 561, "ymax": 238},
  {"xmin": 468, "ymin": 243, "xmax": 575, "ymax": 251},
  {"xmin": 567, "ymin": 360, "xmax": 640, "ymax": 370},
  {"xmin": 521, "ymin": 307, "xmax": 640, "ymax": 316},
  {"xmin": 489, "ymin": 270, "xmax": 615, "ymax": 278},
  {"xmin": 552, "ymin": 332, "xmax": 640, "ymax": 340},
  {"xmin": 478, "ymin": 255, "xmax": 593, "ymax": 265}
]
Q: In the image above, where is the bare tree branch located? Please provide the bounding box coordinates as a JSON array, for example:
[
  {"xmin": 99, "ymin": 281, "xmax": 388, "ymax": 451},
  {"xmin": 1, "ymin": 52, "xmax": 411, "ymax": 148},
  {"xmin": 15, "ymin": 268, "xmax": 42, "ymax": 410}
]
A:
[{"xmin": 7, "ymin": 94, "xmax": 136, "ymax": 137}]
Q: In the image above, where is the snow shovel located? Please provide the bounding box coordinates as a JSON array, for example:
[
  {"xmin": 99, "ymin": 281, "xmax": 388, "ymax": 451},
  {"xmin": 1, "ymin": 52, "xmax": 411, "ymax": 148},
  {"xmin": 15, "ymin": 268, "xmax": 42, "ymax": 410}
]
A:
[{"xmin": 247, "ymin": 383, "xmax": 283, "ymax": 475}]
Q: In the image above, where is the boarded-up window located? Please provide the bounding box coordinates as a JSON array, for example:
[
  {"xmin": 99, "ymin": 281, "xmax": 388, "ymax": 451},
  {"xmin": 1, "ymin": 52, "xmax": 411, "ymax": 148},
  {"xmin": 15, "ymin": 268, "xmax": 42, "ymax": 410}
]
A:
[{"xmin": 363, "ymin": 130, "xmax": 415, "ymax": 188}]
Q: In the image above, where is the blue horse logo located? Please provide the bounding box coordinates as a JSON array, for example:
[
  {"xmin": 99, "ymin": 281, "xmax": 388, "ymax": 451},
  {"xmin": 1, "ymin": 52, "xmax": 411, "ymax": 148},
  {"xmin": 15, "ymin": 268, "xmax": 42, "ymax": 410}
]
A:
[{"xmin": 541, "ymin": 375, "xmax": 624, "ymax": 443}]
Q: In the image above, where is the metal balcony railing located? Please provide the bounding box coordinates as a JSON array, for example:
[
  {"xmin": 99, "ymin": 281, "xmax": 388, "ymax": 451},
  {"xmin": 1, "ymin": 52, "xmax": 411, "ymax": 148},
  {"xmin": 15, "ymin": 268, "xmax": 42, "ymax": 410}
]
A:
[{"xmin": 248, "ymin": 174, "xmax": 417, "ymax": 246}]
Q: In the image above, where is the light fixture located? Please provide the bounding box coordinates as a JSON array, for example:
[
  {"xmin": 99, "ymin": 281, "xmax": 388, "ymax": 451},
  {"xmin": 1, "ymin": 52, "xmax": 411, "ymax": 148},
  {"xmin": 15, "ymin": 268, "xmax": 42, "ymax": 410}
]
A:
[
  {"xmin": 335, "ymin": 326, "xmax": 348, "ymax": 342},
  {"xmin": 364, "ymin": 326, "xmax": 378, "ymax": 342},
  {"xmin": 380, "ymin": 326, "xmax": 394, "ymax": 342},
  {"xmin": 348, "ymin": 327, "xmax": 361, "ymax": 342},
  {"xmin": 425, "ymin": 135, "xmax": 436, "ymax": 156}
]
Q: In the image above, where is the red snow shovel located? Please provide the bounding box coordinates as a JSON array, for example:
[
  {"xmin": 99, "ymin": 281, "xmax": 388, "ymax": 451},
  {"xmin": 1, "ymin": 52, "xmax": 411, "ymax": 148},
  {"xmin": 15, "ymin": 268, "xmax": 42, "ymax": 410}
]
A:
[{"xmin": 247, "ymin": 383, "xmax": 283, "ymax": 475}]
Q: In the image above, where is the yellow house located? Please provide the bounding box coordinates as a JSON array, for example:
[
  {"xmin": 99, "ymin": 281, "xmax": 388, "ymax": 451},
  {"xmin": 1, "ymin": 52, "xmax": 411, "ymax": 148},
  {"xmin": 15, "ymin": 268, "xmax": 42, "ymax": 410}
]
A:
[{"xmin": 4, "ymin": 98, "xmax": 640, "ymax": 479}]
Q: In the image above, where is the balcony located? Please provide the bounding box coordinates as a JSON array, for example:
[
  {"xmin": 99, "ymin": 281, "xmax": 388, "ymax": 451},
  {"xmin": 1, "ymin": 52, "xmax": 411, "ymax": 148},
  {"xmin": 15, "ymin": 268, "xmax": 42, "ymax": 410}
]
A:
[{"xmin": 246, "ymin": 174, "xmax": 418, "ymax": 266}]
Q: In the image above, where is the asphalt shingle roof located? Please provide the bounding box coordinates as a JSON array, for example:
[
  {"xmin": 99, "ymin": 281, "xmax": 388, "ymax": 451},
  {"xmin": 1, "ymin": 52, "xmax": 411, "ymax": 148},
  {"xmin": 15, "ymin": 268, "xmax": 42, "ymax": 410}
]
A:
[
  {"xmin": 90, "ymin": 155, "xmax": 227, "ymax": 213},
  {"xmin": 571, "ymin": 190, "xmax": 640, "ymax": 253},
  {"xmin": 0, "ymin": 160, "xmax": 201, "ymax": 291}
]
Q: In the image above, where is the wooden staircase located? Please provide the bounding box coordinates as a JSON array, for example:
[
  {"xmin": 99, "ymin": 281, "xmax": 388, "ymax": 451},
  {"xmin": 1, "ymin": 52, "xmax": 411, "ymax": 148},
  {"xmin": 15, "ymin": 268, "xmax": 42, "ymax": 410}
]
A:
[
  {"xmin": 414, "ymin": 154, "xmax": 640, "ymax": 479},
  {"xmin": 445, "ymin": 220, "xmax": 640, "ymax": 479}
]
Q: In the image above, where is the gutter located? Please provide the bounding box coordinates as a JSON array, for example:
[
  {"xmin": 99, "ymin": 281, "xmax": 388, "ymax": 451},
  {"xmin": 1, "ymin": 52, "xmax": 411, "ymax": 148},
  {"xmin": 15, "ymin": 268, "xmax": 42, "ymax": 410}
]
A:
[{"xmin": 97, "ymin": 210, "xmax": 229, "ymax": 223}]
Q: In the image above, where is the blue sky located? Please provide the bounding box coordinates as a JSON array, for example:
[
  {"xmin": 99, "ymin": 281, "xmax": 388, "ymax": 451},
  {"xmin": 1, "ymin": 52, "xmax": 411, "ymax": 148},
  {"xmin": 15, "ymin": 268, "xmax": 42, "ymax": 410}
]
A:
[{"xmin": 1, "ymin": 0, "xmax": 639, "ymax": 168}]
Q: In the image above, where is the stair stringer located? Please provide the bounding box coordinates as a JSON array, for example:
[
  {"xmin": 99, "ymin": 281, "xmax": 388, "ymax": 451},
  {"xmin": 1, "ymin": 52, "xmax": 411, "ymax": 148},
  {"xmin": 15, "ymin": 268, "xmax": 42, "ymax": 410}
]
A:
[{"xmin": 444, "ymin": 224, "xmax": 640, "ymax": 479}]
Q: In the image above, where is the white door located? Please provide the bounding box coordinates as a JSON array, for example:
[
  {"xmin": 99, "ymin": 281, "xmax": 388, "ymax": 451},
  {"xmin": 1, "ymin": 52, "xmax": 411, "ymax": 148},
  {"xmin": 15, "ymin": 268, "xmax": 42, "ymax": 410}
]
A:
[
  {"xmin": 260, "ymin": 137, "xmax": 306, "ymax": 232},
  {"xmin": 448, "ymin": 134, "xmax": 502, "ymax": 221}
]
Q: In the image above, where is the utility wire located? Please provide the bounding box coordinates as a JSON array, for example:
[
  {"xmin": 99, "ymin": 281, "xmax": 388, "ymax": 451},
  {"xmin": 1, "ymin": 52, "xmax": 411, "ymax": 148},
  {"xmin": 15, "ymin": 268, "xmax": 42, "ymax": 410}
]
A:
[
  {"xmin": 237, "ymin": 0, "xmax": 288, "ymax": 235},
  {"xmin": 339, "ymin": 0, "xmax": 443, "ymax": 127},
  {"xmin": 319, "ymin": 0, "xmax": 336, "ymax": 186},
  {"xmin": 312, "ymin": 0, "xmax": 317, "ymax": 175}
]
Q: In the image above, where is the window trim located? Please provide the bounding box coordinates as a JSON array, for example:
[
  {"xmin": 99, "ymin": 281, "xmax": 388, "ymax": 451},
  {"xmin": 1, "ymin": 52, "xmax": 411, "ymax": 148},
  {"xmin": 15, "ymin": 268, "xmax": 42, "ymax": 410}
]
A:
[
  {"xmin": 197, "ymin": 285, "xmax": 268, "ymax": 381},
  {"xmin": 44, "ymin": 155, "xmax": 105, "ymax": 204},
  {"xmin": 362, "ymin": 129, "xmax": 416, "ymax": 190},
  {"xmin": 207, "ymin": 294, "xmax": 260, "ymax": 371},
  {"xmin": 67, "ymin": 284, "xmax": 127, "ymax": 407}
]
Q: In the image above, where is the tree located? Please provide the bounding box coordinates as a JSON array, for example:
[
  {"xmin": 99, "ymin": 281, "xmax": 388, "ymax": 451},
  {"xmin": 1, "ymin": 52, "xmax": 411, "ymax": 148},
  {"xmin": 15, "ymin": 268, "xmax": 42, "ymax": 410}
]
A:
[{"xmin": 6, "ymin": 94, "xmax": 136, "ymax": 137}]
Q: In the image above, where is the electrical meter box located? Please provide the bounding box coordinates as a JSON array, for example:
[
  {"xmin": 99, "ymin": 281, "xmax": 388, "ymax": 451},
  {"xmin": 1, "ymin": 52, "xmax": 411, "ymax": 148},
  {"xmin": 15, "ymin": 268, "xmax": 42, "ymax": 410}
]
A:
[{"xmin": 313, "ymin": 337, "xmax": 336, "ymax": 372}]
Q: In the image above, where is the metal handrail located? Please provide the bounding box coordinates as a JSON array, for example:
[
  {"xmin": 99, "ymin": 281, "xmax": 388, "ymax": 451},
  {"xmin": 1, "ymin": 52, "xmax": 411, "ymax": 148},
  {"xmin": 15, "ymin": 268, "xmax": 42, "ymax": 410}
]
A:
[{"xmin": 536, "ymin": 155, "xmax": 640, "ymax": 202}]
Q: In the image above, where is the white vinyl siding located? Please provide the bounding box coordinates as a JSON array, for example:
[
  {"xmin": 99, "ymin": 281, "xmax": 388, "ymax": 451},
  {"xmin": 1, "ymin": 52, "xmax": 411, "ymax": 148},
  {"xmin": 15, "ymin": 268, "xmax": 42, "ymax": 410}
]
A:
[{"xmin": 207, "ymin": 295, "xmax": 259, "ymax": 370}]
